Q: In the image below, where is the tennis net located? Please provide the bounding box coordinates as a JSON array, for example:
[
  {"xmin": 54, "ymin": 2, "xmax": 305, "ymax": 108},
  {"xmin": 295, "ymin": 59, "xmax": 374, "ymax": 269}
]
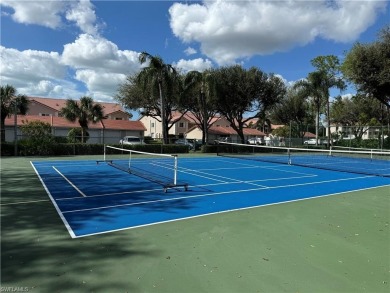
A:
[
  {"xmin": 217, "ymin": 142, "xmax": 390, "ymax": 177},
  {"xmin": 331, "ymin": 145, "xmax": 390, "ymax": 153},
  {"xmin": 99, "ymin": 145, "xmax": 188, "ymax": 192}
]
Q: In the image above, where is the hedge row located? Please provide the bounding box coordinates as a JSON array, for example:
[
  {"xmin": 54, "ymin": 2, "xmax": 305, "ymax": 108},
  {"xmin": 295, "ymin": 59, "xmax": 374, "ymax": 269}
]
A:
[
  {"xmin": 334, "ymin": 138, "xmax": 390, "ymax": 149},
  {"xmin": 2, "ymin": 138, "xmax": 389, "ymax": 156},
  {"xmin": 1, "ymin": 142, "xmax": 191, "ymax": 156}
]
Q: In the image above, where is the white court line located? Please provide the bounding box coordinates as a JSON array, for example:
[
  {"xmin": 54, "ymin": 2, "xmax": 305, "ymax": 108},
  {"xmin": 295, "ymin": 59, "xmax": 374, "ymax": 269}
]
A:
[
  {"xmin": 171, "ymin": 157, "xmax": 318, "ymax": 190},
  {"xmin": 62, "ymin": 175, "xmax": 376, "ymax": 214},
  {"xmin": 55, "ymin": 163, "xmax": 319, "ymax": 201},
  {"xmin": 30, "ymin": 162, "xmax": 76, "ymax": 238},
  {"xmin": 74, "ymin": 184, "xmax": 390, "ymax": 238},
  {"xmin": 198, "ymin": 157, "xmax": 318, "ymax": 177},
  {"xmin": 55, "ymin": 173, "xmax": 318, "ymax": 200},
  {"xmin": 161, "ymin": 161, "xmax": 269, "ymax": 188},
  {"xmin": 52, "ymin": 166, "xmax": 87, "ymax": 197},
  {"xmin": 32, "ymin": 162, "xmax": 99, "ymax": 168},
  {"xmin": 150, "ymin": 161, "xmax": 230, "ymax": 183},
  {"xmin": 56, "ymin": 186, "xmax": 165, "ymax": 200}
]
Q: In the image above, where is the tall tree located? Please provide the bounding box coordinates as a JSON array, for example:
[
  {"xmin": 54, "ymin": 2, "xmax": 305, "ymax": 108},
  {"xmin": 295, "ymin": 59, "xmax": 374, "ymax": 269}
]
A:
[
  {"xmin": 295, "ymin": 56, "xmax": 345, "ymax": 146},
  {"xmin": 60, "ymin": 96, "xmax": 104, "ymax": 143},
  {"xmin": 0, "ymin": 85, "xmax": 29, "ymax": 142},
  {"xmin": 330, "ymin": 94, "xmax": 384, "ymax": 139},
  {"xmin": 342, "ymin": 25, "xmax": 390, "ymax": 109},
  {"xmin": 269, "ymin": 87, "xmax": 313, "ymax": 140},
  {"xmin": 293, "ymin": 71, "xmax": 325, "ymax": 144},
  {"xmin": 183, "ymin": 70, "xmax": 217, "ymax": 144},
  {"xmin": 213, "ymin": 65, "xmax": 285, "ymax": 143},
  {"xmin": 138, "ymin": 52, "xmax": 181, "ymax": 144},
  {"xmin": 311, "ymin": 55, "xmax": 346, "ymax": 146}
]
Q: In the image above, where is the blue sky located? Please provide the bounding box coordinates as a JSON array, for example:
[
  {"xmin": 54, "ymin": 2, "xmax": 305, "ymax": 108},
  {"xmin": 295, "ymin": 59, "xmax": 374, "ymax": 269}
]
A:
[{"xmin": 1, "ymin": 0, "xmax": 389, "ymax": 117}]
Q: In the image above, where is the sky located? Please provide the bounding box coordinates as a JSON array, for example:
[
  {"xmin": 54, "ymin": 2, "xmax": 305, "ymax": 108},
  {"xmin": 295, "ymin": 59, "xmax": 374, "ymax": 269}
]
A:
[{"xmin": 1, "ymin": 0, "xmax": 389, "ymax": 118}]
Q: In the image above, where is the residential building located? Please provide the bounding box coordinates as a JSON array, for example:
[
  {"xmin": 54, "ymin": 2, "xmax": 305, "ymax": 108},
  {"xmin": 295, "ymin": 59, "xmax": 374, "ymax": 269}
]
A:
[
  {"xmin": 140, "ymin": 111, "xmax": 266, "ymax": 143},
  {"xmin": 27, "ymin": 97, "xmax": 130, "ymax": 120},
  {"xmin": 139, "ymin": 111, "xmax": 197, "ymax": 139},
  {"xmin": 3, "ymin": 97, "xmax": 145, "ymax": 143},
  {"xmin": 327, "ymin": 125, "xmax": 386, "ymax": 140}
]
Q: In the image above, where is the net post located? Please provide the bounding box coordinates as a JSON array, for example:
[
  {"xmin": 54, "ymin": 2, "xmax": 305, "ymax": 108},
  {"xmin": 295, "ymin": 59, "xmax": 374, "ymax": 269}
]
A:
[
  {"xmin": 103, "ymin": 144, "xmax": 106, "ymax": 161},
  {"xmin": 329, "ymin": 146, "xmax": 332, "ymax": 157},
  {"xmin": 173, "ymin": 155, "xmax": 178, "ymax": 185},
  {"xmin": 128, "ymin": 149, "xmax": 131, "ymax": 170},
  {"xmin": 288, "ymin": 148, "xmax": 291, "ymax": 165}
]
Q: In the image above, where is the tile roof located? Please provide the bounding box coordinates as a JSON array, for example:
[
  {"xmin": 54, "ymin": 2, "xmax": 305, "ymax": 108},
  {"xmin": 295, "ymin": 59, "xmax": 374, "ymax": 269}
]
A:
[
  {"xmin": 143, "ymin": 111, "xmax": 223, "ymax": 125},
  {"xmin": 183, "ymin": 112, "xmax": 222, "ymax": 125},
  {"xmin": 243, "ymin": 128, "xmax": 266, "ymax": 136},
  {"xmin": 271, "ymin": 124, "xmax": 285, "ymax": 130},
  {"xmin": 28, "ymin": 96, "xmax": 127, "ymax": 116},
  {"xmin": 5, "ymin": 115, "xmax": 146, "ymax": 131},
  {"xmin": 303, "ymin": 132, "xmax": 316, "ymax": 138},
  {"xmin": 102, "ymin": 119, "xmax": 146, "ymax": 131},
  {"xmin": 208, "ymin": 126, "xmax": 265, "ymax": 136},
  {"xmin": 244, "ymin": 118, "xmax": 260, "ymax": 126}
]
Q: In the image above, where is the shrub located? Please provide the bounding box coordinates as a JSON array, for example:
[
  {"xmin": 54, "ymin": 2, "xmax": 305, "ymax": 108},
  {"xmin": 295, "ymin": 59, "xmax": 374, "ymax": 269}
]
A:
[{"xmin": 67, "ymin": 128, "xmax": 90, "ymax": 143}]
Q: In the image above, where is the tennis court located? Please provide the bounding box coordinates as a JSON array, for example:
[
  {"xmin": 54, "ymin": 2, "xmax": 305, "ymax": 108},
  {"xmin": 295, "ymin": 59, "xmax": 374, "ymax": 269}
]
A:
[{"xmin": 31, "ymin": 145, "xmax": 390, "ymax": 238}]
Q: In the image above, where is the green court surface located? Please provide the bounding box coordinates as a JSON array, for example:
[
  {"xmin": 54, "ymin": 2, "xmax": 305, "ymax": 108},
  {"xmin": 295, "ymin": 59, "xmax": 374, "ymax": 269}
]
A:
[{"xmin": 1, "ymin": 155, "xmax": 389, "ymax": 293}]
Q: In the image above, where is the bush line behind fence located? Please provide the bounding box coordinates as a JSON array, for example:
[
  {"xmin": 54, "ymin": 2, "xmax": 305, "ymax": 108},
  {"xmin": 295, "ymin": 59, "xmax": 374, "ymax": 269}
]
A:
[
  {"xmin": 1, "ymin": 143, "xmax": 191, "ymax": 156},
  {"xmin": 1, "ymin": 137, "xmax": 390, "ymax": 156}
]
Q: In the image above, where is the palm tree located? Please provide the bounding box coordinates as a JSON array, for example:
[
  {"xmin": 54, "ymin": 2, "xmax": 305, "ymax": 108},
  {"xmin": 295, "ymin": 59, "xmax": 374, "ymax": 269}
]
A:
[
  {"xmin": 60, "ymin": 96, "xmax": 104, "ymax": 143},
  {"xmin": 294, "ymin": 71, "xmax": 328, "ymax": 145},
  {"xmin": 138, "ymin": 52, "xmax": 177, "ymax": 144},
  {"xmin": 294, "ymin": 70, "xmax": 345, "ymax": 146},
  {"xmin": 183, "ymin": 70, "xmax": 217, "ymax": 144},
  {"xmin": 1, "ymin": 85, "xmax": 29, "ymax": 143}
]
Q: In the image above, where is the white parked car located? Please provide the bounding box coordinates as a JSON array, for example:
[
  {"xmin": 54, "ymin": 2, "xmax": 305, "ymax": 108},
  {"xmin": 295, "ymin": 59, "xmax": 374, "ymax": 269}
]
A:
[
  {"xmin": 304, "ymin": 138, "xmax": 319, "ymax": 145},
  {"xmin": 174, "ymin": 139, "xmax": 194, "ymax": 150},
  {"xmin": 119, "ymin": 136, "xmax": 143, "ymax": 145},
  {"xmin": 247, "ymin": 137, "xmax": 263, "ymax": 145},
  {"xmin": 304, "ymin": 138, "xmax": 329, "ymax": 145}
]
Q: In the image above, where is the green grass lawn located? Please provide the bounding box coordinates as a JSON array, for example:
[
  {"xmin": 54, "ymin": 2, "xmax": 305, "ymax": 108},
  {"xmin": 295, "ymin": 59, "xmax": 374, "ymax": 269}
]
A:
[{"xmin": 1, "ymin": 156, "xmax": 389, "ymax": 293}]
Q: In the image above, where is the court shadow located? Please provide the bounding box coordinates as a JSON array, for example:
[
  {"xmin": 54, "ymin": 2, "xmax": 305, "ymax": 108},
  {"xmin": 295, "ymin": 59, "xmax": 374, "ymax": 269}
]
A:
[{"xmin": 1, "ymin": 159, "xmax": 164, "ymax": 292}]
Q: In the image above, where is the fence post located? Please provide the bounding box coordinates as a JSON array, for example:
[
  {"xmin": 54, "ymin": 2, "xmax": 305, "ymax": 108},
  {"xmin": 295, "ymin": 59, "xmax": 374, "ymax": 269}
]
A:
[{"xmin": 14, "ymin": 108, "xmax": 17, "ymax": 156}]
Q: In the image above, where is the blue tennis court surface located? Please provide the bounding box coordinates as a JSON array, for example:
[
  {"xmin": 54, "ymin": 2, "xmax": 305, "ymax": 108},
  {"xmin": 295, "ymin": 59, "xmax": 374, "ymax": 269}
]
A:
[{"xmin": 31, "ymin": 156, "xmax": 390, "ymax": 238}]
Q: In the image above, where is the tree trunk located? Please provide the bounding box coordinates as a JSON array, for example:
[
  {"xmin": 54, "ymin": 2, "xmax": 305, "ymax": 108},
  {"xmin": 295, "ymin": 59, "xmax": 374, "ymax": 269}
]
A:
[
  {"xmin": 159, "ymin": 81, "xmax": 168, "ymax": 145},
  {"xmin": 81, "ymin": 128, "xmax": 85, "ymax": 143},
  {"xmin": 315, "ymin": 103, "xmax": 320, "ymax": 146},
  {"xmin": 0, "ymin": 118, "xmax": 5, "ymax": 143}
]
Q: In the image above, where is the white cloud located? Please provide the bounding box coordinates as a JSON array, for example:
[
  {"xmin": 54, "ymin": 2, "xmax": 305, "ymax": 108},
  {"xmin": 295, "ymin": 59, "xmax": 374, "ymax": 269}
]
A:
[
  {"xmin": 174, "ymin": 58, "xmax": 213, "ymax": 73},
  {"xmin": 61, "ymin": 34, "xmax": 141, "ymax": 98},
  {"xmin": 16, "ymin": 79, "xmax": 82, "ymax": 100},
  {"xmin": 0, "ymin": 46, "xmax": 86, "ymax": 98},
  {"xmin": 74, "ymin": 69, "xmax": 126, "ymax": 100},
  {"xmin": 65, "ymin": 0, "xmax": 101, "ymax": 36},
  {"xmin": 0, "ymin": 0, "xmax": 102, "ymax": 35},
  {"xmin": 184, "ymin": 47, "xmax": 197, "ymax": 56},
  {"xmin": 34, "ymin": 80, "xmax": 59, "ymax": 95},
  {"xmin": 62, "ymin": 34, "xmax": 140, "ymax": 74},
  {"xmin": 0, "ymin": 30, "xmax": 142, "ymax": 101},
  {"xmin": 0, "ymin": 46, "xmax": 65, "ymax": 84},
  {"xmin": 0, "ymin": 0, "xmax": 67, "ymax": 29},
  {"xmin": 169, "ymin": 0, "xmax": 388, "ymax": 65}
]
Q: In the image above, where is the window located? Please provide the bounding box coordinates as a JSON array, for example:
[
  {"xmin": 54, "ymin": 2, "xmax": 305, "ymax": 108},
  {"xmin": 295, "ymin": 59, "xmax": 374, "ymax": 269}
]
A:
[
  {"xmin": 115, "ymin": 117, "xmax": 123, "ymax": 120},
  {"xmin": 179, "ymin": 122, "xmax": 184, "ymax": 128},
  {"xmin": 40, "ymin": 113, "xmax": 51, "ymax": 116},
  {"xmin": 151, "ymin": 122, "xmax": 155, "ymax": 127}
]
